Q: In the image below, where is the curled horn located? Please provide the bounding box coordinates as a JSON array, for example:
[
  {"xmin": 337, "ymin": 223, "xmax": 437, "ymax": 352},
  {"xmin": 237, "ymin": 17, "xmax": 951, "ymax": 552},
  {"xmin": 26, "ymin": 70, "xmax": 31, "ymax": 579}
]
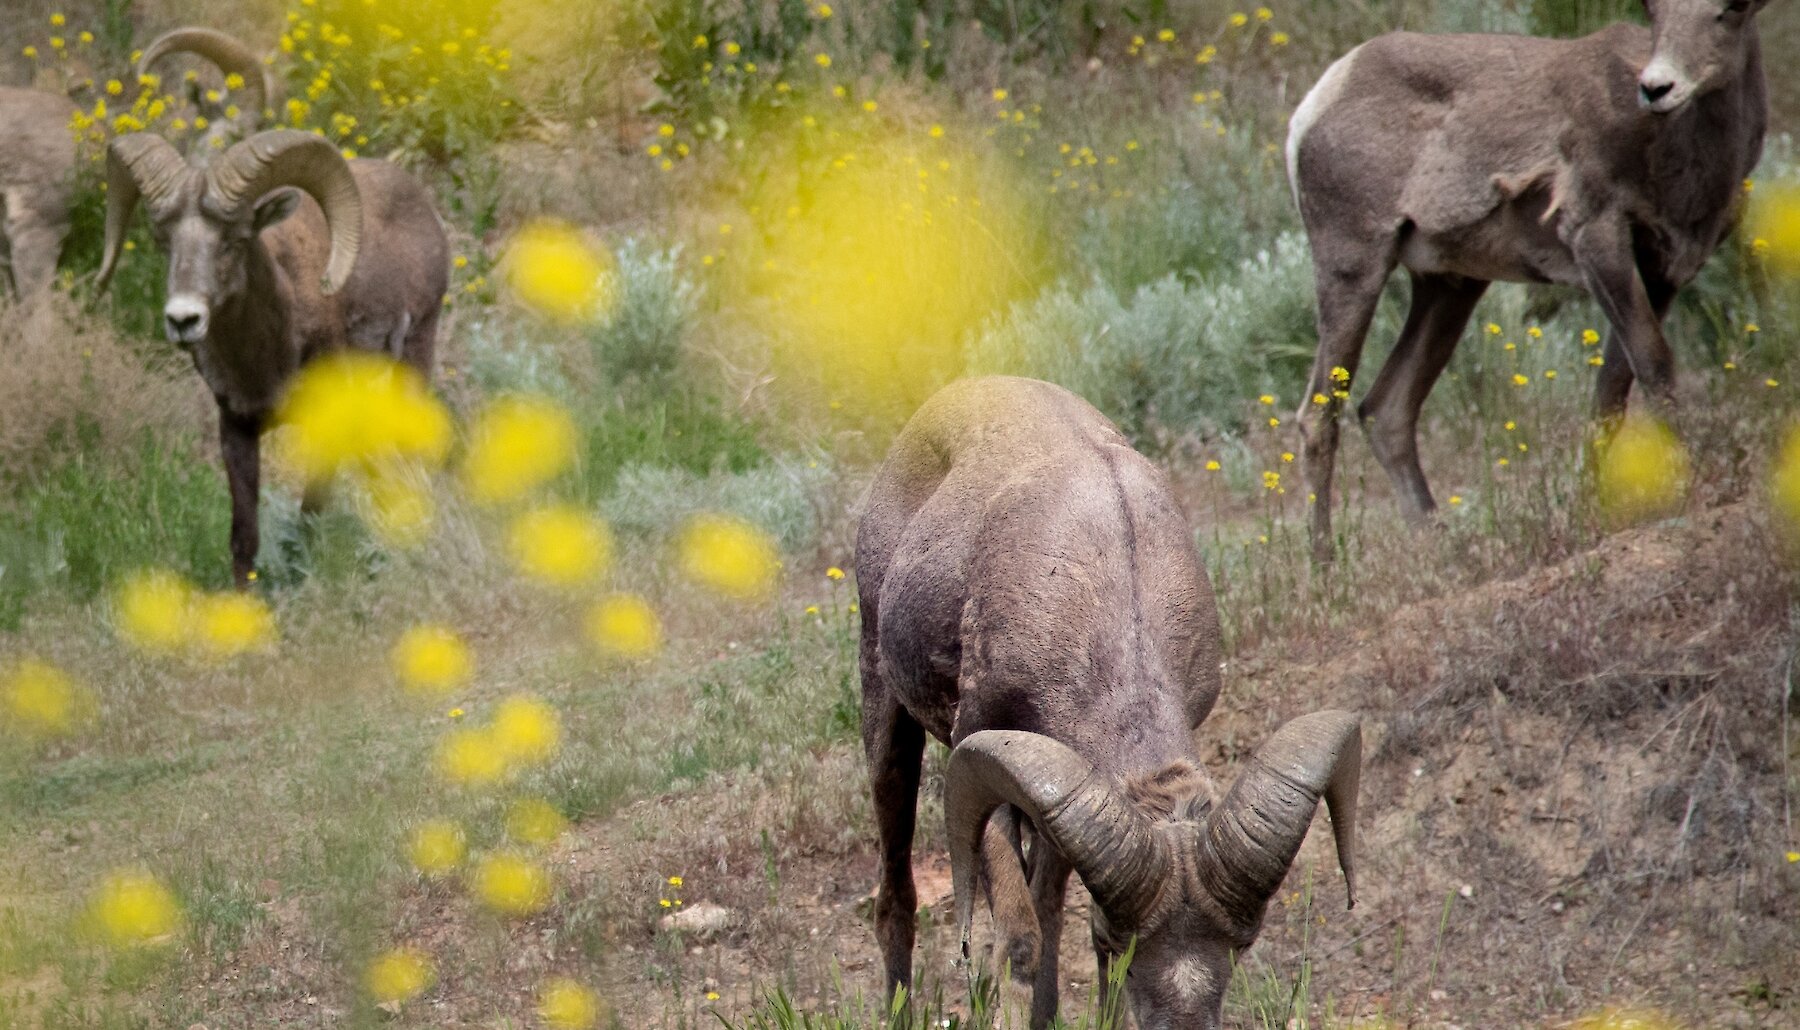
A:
[
  {"xmin": 207, "ymin": 130, "xmax": 363, "ymax": 294},
  {"xmin": 946, "ymin": 731, "xmax": 1169, "ymax": 957},
  {"xmin": 98, "ymin": 133, "xmax": 191, "ymax": 292},
  {"xmin": 137, "ymin": 27, "xmax": 280, "ymax": 121},
  {"xmin": 1196, "ymin": 710, "xmax": 1361, "ymax": 936}
]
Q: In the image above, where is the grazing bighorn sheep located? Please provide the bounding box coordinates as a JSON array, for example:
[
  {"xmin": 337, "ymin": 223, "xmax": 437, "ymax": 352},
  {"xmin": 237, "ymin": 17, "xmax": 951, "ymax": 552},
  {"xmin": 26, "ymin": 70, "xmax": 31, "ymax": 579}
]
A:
[
  {"xmin": 1289, "ymin": 0, "xmax": 1773, "ymax": 562},
  {"xmin": 857, "ymin": 376, "xmax": 1360, "ymax": 1029},
  {"xmin": 137, "ymin": 27, "xmax": 280, "ymax": 154},
  {"xmin": 97, "ymin": 128, "xmax": 448, "ymax": 585},
  {"xmin": 0, "ymin": 87, "xmax": 79, "ymax": 298}
]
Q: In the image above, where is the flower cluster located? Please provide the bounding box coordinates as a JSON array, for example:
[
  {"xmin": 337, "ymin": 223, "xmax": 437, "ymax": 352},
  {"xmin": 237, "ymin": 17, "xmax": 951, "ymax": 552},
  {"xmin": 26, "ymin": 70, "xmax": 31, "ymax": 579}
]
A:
[{"xmin": 277, "ymin": 0, "xmax": 518, "ymax": 160}]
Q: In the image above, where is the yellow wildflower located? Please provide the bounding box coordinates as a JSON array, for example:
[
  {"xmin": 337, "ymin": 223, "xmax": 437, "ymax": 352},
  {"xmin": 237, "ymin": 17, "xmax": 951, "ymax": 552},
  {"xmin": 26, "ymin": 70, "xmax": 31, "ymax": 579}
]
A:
[
  {"xmin": 390, "ymin": 625, "xmax": 472, "ymax": 696},
  {"xmin": 90, "ymin": 869, "xmax": 181, "ymax": 948},
  {"xmin": 506, "ymin": 798, "xmax": 568, "ymax": 846},
  {"xmin": 408, "ymin": 820, "xmax": 466, "ymax": 875},
  {"xmin": 460, "ymin": 394, "xmax": 578, "ymax": 505},
  {"xmin": 490, "ymin": 694, "xmax": 561, "ymax": 766},
  {"xmin": 473, "ymin": 850, "xmax": 551, "ymax": 916},
  {"xmin": 677, "ymin": 514, "xmax": 781, "ymax": 600},
  {"xmin": 274, "ymin": 352, "xmax": 451, "ymax": 485},
  {"xmin": 539, "ymin": 978, "xmax": 604, "ymax": 1029},
  {"xmin": 502, "ymin": 221, "xmax": 617, "ymax": 324},
  {"xmin": 3, "ymin": 659, "xmax": 94, "ymax": 740},
  {"xmin": 508, "ymin": 505, "xmax": 612, "ymax": 587},
  {"xmin": 365, "ymin": 947, "xmax": 434, "ymax": 1003},
  {"xmin": 1596, "ymin": 417, "xmax": 1689, "ymax": 525},
  {"xmin": 586, "ymin": 594, "xmax": 663, "ymax": 660},
  {"xmin": 192, "ymin": 592, "xmax": 275, "ymax": 658},
  {"xmin": 435, "ymin": 727, "xmax": 508, "ymax": 786},
  {"xmin": 115, "ymin": 568, "xmax": 194, "ymax": 653}
]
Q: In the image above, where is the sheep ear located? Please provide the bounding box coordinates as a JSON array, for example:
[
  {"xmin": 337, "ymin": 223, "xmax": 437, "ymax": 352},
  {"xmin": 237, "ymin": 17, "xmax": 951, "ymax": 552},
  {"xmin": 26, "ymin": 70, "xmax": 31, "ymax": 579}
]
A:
[{"xmin": 253, "ymin": 188, "xmax": 302, "ymax": 233}]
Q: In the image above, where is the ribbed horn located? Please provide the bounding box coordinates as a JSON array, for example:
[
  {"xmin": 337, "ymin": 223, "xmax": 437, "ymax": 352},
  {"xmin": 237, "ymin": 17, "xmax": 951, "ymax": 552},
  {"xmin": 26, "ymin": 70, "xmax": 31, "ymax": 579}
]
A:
[
  {"xmin": 1195, "ymin": 711, "xmax": 1361, "ymax": 936},
  {"xmin": 137, "ymin": 27, "xmax": 279, "ymax": 122},
  {"xmin": 946, "ymin": 731, "xmax": 1169, "ymax": 957},
  {"xmin": 98, "ymin": 133, "xmax": 191, "ymax": 293},
  {"xmin": 206, "ymin": 130, "xmax": 363, "ymax": 294}
]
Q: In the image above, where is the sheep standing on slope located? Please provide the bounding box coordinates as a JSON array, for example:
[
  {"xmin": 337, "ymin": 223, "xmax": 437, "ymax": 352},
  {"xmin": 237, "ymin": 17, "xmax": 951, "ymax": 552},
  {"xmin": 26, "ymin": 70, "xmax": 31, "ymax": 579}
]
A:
[
  {"xmin": 98, "ymin": 129, "xmax": 448, "ymax": 586},
  {"xmin": 1289, "ymin": 0, "xmax": 1775, "ymax": 563},
  {"xmin": 0, "ymin": 87, "xmax": 79, "ymax": 299},
  {"xmin": 857, "ymin": 376, "xmax": 1360, "ymax": 1030}
]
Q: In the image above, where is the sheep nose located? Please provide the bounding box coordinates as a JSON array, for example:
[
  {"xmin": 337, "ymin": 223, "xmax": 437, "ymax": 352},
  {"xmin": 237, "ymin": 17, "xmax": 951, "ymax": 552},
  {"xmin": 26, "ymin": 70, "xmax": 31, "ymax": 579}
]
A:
[
  {"xmin": 1638, "ymin": 78, "xmax": 1675, "ymax": 107},
  {"xmin": 166, "ymin": 311, "xmax": 203, "ymax": 337},
  {"xmin": 164, "ymin": 295, "xmax": 209, "ymax": 344}
]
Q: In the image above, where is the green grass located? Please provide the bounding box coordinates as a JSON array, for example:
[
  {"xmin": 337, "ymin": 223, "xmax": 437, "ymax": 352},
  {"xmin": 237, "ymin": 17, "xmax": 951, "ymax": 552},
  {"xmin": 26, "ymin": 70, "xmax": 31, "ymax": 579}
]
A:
[{"xmin": 0, "ymin": 435, "xmax": 230, "ymax": 628}]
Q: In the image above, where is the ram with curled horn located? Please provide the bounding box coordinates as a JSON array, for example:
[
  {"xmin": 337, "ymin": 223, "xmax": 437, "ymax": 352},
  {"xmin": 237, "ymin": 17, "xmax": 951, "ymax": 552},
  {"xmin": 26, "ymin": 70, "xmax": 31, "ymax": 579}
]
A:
[
  {"xmin": 857, "ymin": 376, "xmax": 1361, "ymax": 1029},
  {"xmin": 136, "ymin": 27, "xmax": 281, "ymax": 154},
  {"xmin": 98, "ymin": 128, "xmax": 448, "ymax": 586}
]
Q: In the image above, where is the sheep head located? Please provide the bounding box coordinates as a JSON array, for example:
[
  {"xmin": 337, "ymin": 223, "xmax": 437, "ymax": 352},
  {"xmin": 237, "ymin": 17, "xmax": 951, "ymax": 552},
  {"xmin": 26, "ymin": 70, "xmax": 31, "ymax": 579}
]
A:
[
  {"xmin": 946, "ymin": 712, "xmax": 1360, "ymax": 1030},
  {"xmin": 137, "ymin": 27, "xmax": 279, "ymax": 148},
  {"xmin": 98, "ymin": 129, "xmax": 364, "ymax": 346},
  {"xmin": 1638, "ymin": 0, "xmax": 1776, "ymax": 114}
]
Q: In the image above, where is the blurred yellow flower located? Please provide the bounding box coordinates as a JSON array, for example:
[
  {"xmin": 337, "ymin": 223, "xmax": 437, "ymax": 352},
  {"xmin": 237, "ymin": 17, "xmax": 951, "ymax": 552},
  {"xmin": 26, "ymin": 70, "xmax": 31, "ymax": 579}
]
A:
[
  {"xmin": 825, "ymin": 566, "xmax": 845, "ymax": 581},
  {"xmin": 508, "ymin": 505, "xmax": 612, "ymax": 587},
  {"xmin": 586, "ymin": 593, "xmax": 663, "ymax": 660},
  {"xmin": 435, "ymin": 726, "xmax": 508, "ymax": 786},
  {"xmin": 491, "ymin": 694, "xmax": 562, "ymax": 766},
  {"xmin": 364, "ymin": 468, "xmax": 434, "ymax": 547},
  {"xmin": 114, "ymin": 568, "xmax": 194, "ymax": 653},
  {"xmin": 1596, "ymin": 417, "xmax": 1689, "ymax": 525},
  {"xmin": 275, "ymin": 352, "xmax": 451, "ymax": 485},
  {"xmin": 474, "ymin": 850, "xmax": 551, "ymax": 916},
  {"xmin": 391, "ymin": 624, "xmax": 473, "ymax": 696},
  {"xmin": 1747, "ymin": 180, "xmax": 1800, "ymax": 277},
  {"xmin": 408, "ymin": 819, "xmax": 466, "ymax": 875},
  {"xmin": 1569, "ymin": 1007, "xmax": 1680, "ymax": 1030},
  {"xmin": 90, "ymin": 869, "xmax": 181, "ymax": 947},
  {"xmin": 3, "ymin": 659, "xmax": 94, "ymax": 739},
  {"xmin": 539, "ymin": 977, "xmax": 604, "ymax": 1029},
  {"xmin": 1582, "ymin": 328, "xmax": 1601, "ymax": 345},
  {"xmin": 192, "ymin": 592, "xmax": 275, "ymax": 658},
  {"xmin": 365, "ymin": 947, "xmax": 434, "ymax": 1003},
  {"xmin": 502, "ymin": 220, "xmax": 616, "ymax": 324},
  {"xmin": 461, "ymin": 395, "xmax": 578, "ymax": 505},
  {"xmin": 506, "ymin": 797, "xmax": 569, "ymax": 845},
  {"xmin": 678, "ymin": 514, "xmax": 780, "ymax": 600}
]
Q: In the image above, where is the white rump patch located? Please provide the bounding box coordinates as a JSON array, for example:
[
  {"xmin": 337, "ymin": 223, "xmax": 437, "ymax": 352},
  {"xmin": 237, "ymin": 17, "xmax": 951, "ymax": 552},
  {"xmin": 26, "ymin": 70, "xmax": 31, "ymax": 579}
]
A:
[{"xmin": 1285, "ymin": 44, "xmax": 1363, "ymax": 206}]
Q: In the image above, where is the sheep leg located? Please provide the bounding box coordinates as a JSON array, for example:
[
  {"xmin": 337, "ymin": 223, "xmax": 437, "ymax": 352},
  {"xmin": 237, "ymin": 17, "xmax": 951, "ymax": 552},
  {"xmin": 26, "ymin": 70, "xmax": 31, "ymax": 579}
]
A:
[
  {"xmin": 219, "ymin": 408, "xmax": 264, "ymax": 588},
  {"xmin": 1297, "ymin": 242, "xmax": 1395, "ymax": 564},
  {"xmin": 1592, "ymin": 275, "xmax": 1676, "ymax": 425},
  {"xmin": 1025, "ymin": 845, "xmax": 1072, "ymax": 1030},
  {"xmin": 863, "ymin": 678, "xmax": 926, "ymax": 1001},
  {"xmin": 4, "ymin": 197, "xmax": 70, "ymax": 300},
  {"xmin": 1357, "ymin": 272, "xmax": 1487, "ymax": 521},
  {"xmin": 982, "ymin": 806, "xmax": 1042, "ymax": 988},
  {"xmin": 1574, "ymin": 219, "xmax": 1677, "ymax": 421}
]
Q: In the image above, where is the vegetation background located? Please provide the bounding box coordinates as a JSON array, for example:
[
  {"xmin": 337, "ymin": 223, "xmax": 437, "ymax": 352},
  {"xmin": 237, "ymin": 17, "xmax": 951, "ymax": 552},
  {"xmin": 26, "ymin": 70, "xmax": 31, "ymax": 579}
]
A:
[{"xmin": 2, "ymin": 0, "xmax": 1799, "ymax": 1027}]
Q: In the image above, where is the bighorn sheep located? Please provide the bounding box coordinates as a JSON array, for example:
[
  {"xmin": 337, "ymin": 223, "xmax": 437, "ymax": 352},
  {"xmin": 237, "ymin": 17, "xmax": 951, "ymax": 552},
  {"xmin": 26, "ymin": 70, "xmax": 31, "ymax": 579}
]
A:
[
  {"xmin": 97, "ymin": 128, "xmax": 448, "ymax": 585},
  {"xmin": 1289, "ymin": 0, "xmax": 1773, "ymax": 562},
  {"xmin": 136, "ymin": 27, "xmax": 280, "ymax": 154},
  {"xmin": 0, "ymin": 87, "xmax": 78, "ymax": 298},
  {"xmin": 857, "ymin": 376, "xmax": 1360, "ymax": 1029}
]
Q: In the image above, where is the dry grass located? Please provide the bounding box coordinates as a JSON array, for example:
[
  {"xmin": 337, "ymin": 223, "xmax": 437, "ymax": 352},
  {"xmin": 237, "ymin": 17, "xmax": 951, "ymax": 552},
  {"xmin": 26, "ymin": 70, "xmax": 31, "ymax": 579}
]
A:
[{"xmin": 0, "ymin": 295, "xmax": 205, "ymax": 475}]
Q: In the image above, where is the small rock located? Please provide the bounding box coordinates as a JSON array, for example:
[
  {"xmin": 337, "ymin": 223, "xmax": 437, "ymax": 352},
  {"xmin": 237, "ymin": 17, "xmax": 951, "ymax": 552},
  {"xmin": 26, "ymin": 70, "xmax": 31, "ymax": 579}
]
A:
[
  {"xmin": 1457, "ymin": 884, "xmax": 1474, "ymax": 899},
  {"xmin": 659, "ymin": 901, "xmax": 733, "ymax": 939}
]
